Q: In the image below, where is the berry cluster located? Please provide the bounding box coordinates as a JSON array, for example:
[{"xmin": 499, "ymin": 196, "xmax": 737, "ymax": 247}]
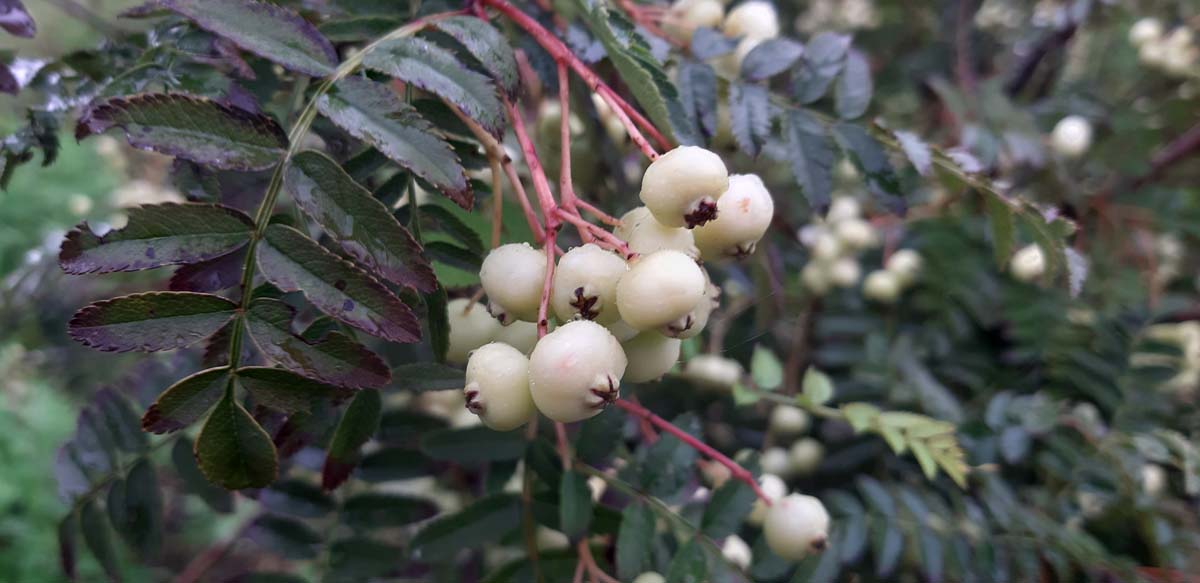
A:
[
  {"xmin": 663, "ymin": 0, "xmax": 782, "ymax": 77},
  {"xmin": 1129, "ymin": 18, "xmax": 1199, "ymax": 77}
]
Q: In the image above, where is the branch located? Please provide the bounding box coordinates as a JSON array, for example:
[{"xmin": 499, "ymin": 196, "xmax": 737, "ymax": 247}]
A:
[{"xmin": 1131, "ymin": 121, "xmax": 1200, "ymax": 189}]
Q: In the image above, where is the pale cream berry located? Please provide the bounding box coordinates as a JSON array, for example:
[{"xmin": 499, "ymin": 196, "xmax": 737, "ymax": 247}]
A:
[
  {"xmin": 1050, "ymin": 115, "xmax": 1093, "ymax": 158},
  {"xmin": 826, "ymin": 196, "xmax": 861, "ymax": 223},
  {"xmin": 480, "ymin": 243, "xmax": 547, "ymax": 324},
  {"xmin": 536, "ymin": 527, "xmax": 570, "ymax": 551},
  {"xmin": 616, "ymin": 250, "xmax": 707, "ymax": 330},
  {"xmin": 614, "ymin": 206, "xmax": 699, "ymax": 259},
  {"xmin": 1129, "ymin": 17, "xmax": 1163, "ymax": 47},
  {"xmin": 748, "ymin": 473, "xmax": 786, "ymax": 525},
  {"xmin": 1142, "ymin": 464, "xmax": 1166, "ymax": 496},
  {"xmin": 664, "ymin": 0, "xmax": 725, "ymax": 42},
  {"xmin": 528, "ymin": 320, "xmax": 627, "ymax": 423},
  {"xmin": 801, "ymin": 262, "xmax": 832, "ymax": 295},
  {"xmin": 494, "ymin": 320, "xmax": 539, "ymax": 354},
  {"xmin": 464, "ymin": 342, "xmax": 535, "ymax": 431},
  {"xmin": 446, "ymin": 298, "xmax": 501, "ymax": 365},
  {"xmin": 591, "ymin": 93, "xmax": 627, "ymax": 144},
  {"xmin": 833, "ymin": 217, "xmax": 877, "ymax": 250},
  {"xmin": 828, "ymin": 257, "xmax": 861, "ymax": 288},
  {"xmin": 663, "ymin": 280, "xmax": 718, "ymax": 339},
  {"xmin": 416, "ymin": 389, "xmax": 466, "ymax": 419},
  {"xmin": 1010, "ymin": 244, "xmax": 1045, "ymax": 282},
  {"xmin": 552, "ymin": 244, "xmax": 629, "ymax": 325},
  {"xmin": 863, "ymin": 270, "xmax": 901, "ymax": 303},
  {"xmin": 639, "ymin": 146, "xmax": 729, "ymax": 228},
  {"xmin": 605, "ymin": 319, "xmax": 641, "ymax": 343},
  {"xmin": 622, "ymin": 332, "xmax": 682, "ymax": 382},
  {"xmin": 884, "ymin": 249, "xmax": 923, "ymax": 285},
  {"xmin": 722, "ymin": 535, "xmax": 753, "ymax": 570},
  {"xmin": 788, "ymin": 437, "xmax": 824, "ymax": 475},
  {"xmin": 760, "ymin": 446, "xmax": 792, "ymax": 477},
  {"xmin": 811, "ymin": 231, "xmax": 843, "ymax": 261},
  {"xmin": 632, "ymin": 573, "xmax": 666, "ymax": 583},
  {"xmin": 682, "ymin": 354, "xmax": 743, "ymax": 390},
  {"xmin": 769, "ymin": 405, "xmax": 810, "ymax": 435},
  {"xmin": 693, "ymin": 174, "xmax": 775, "ymax": 259},
  {"xmin": 764, "ymin": 494, "xmax": 830, "ymax": 560},
  {"xmin": 722, "ymin": 0, "xmax": 780, "ymax": 40},
  {"xmin": 713, "ymin": 36, "xmax": 764, "ymax": 78}
]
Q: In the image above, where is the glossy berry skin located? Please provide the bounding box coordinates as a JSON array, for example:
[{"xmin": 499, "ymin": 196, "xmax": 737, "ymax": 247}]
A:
[
  {"xmin": 464, "ymin": 343, "xmax": 534, "ymax": 431},
  {"xmin": 551, "ymin": 244, "xmax": 628, "ymax": 325},
  {"xmin": 748, "ymin": 473, "xmax": 786, "ymax": 525},
  {"xmin": 528, "ymin": 320, "xmax": 627, "ymax": 423},
  {"xmin": 693, "ymin": 174, "xmax": 775, "ymax": 259},
  {"xmin": 494, "ymin": 320, "xmax": 539, "ymax": 354},
  {"xmin": 614, "ymin": 206, "xmax": 699, "ymax": 258},
  {"xmin": 663, "ymin": 280, "xmax": 718, "ymax": 339},
  {"xmin": 639, "ymin": 146, "xmax": 729, "ymax": 228},
  {"xmin": 764, "ymin": 494, "xmax": 831, "ymax": 560},
  {"xmin": 480, "ymin": 243, "xmax": 547, "ymax": 324},
  {"xmin": 616, "ymin": 250, "xmax": 707, "ymax": 331},
  {"xmin": 446, "ymin": 298, "xmax": 501, "ymax": 365},
  {"xmin": 621, "ymin": 331, "xmax": 682, "ymax": 382}
]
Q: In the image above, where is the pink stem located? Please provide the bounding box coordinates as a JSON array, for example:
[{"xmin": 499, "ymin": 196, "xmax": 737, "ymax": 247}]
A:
[
  {"xmin": 501, "ymin": 158, "xmax": 546, "ymax": 244},
  {"xmin": 555, "ymin": 209, "xmax": 633, "ymax": 258},
  {"xmin": 614, "ymin": 398, "xmax": 772, "ymax": 504},
  {"xmin": 538, "ymin": 229, "xmax": 558, "ymax": 337},
  {"xmin": 503, "ymin": 95, "xmax": 560, "ymax": 229},
  {"xmin": 596, "ymin": 85, "xmax": 661, "ymax": 160},
  {"xmin": 557, "ymin": 62, "xmax": 593, "ymax": 243},
  {"xmin": 574, "ymin": 198, "xmax": 622, "ymax": 226}
]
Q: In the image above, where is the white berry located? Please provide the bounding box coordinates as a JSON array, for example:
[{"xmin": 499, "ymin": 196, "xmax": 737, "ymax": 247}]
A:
[
  {"xmin": 828, "ymin": 257, "xmax": 861, "ymax": 288},
  {"xmin": 811, "ymin": 231, "xmax": 843, "ymax": 261},
  {"xmin": 446, "ymin": 298, "xmax": 501, "ymax": 365},
  {"xmin": 769, "ymin": 405, "xmax": 809, "ymax": 435},
  {"xmin": 1010, "ymin": 244, "xmax": 1045, "ymax": 282},
  {"xmin": 552, "ymin": 244, "xmax": 628, "ymax": 325},
  {"xmin": 663, "ymin": 280, "xmax": 718, "ymax": 339},
  {"xmin": 616, "ymin": 250, "xmax": 707, "ymax": 330},
  {"xmin": 1129, "ymin": 18, "xmax": 1163, "ymax": 47},
  {"xmin": 1142, "ymin": 464, "xmax": 1166, "ymax": 496},
  {"xmin": 764, "ymin": 494, "xmax": 830, "ymax": 560},
  {"xmin": 862, "ymin": 270, "xmax": 901, "ymax": 303},
  {"xmin": 682, "ymin": 354, "xmax": 743, "ymax": 390},
  {"xmin": 884, "ymin": 249, "xmax": 923, "ymax": 285},
  {"xmin": 722, "ymin": 0, "xmax": 780, "ymax": 40},
  {"xmin": 788, "ymin": 437, "xmax": 824, "ymax": 475},
  {"xmin": 622, "ymin": 332, "xmax": 682, "ymax": 382},
  {"xmin": 693, "ymin": 174, "xmax": 775, "ymax": 259},
  {"xmin": 614, "ymin": 206, "xmax": 699, "ymax": 258},
  {"xmin": 801, "ymin": 262, "xmax": 832, "ymax": 295},
  {"xmin": 664, "ymin": 0, "xmax": 724, "ymax": 42},
  {"xmin": 605, "ymin": 318, "xmax": 641, "ymax": 343},
  {"xmin": 494, "ymin": 320, "xmax": 539, "ymax": 354},
  {"xmin": 480, "ymin": 243, "xmax": 547, "ymax": 324},
  {"xmin": 464, "ymin": 343, "xmax": 535, "ymax": 431},
  {"xmin": 826, "ymin": 197, "xmax": 861, "ymax": 223},
  {"xmin": 760, "ymin": 447, "xmax": 792, "ymax": 477},
  {"xmin": 528, "ymin": 320, "xmax": 627, "ymax": 423},
  {"xmin": 747, "ymin": 473, "xmax": 786, "ymax": 525},
  {"xmin": 1050, "ymin": 115, "xmax": 1093, "ymax": 158},
  {"xmin": 834, "ymin": 217, "xmax": 877, "ymax": 250},
  {"xmin": 632, "ymin": 573, "xmax": 666, "ymax": 583},
  {"xmin": 722, "ymin": 535, "xmax": 753, "ymax": 570},
  {"xmin": 640, "ymin": 146, "xmax": 729, "ymax": 228}
]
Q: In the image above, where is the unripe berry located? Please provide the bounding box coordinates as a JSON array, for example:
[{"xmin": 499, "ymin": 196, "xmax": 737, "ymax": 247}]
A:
[
  {"xmin": 764, "ymin": 494, "xmax": 830, "ymax": 560},
  {"xmin": 464, "ymin": 342, "xmax": 535, "ymax": 431},
  {"xmin": 682, "ymin": 354, "xmax": 743, "ymax": 390},
  {"xmin": 480, "ymin": 243, "xmax": 547, "ymax": 324},
  {"xmin": 614, "ymin": 206, "xmax": 699, "ymax": 258},
  {"xmin": 494, "ymin": 320, "xmax": 539, "ymax": 354},
  {"xmin": 693, "ymin": 174, "xmax": 775, "ymax": 259},
  {"xmin": 1129, "ymin": 17, "xmax": 1163, "ymax": 47},
  {"xmin": 552, "ymin": 244, "xmax": 629, "ymax": 325},
  {"xmin": 446, "ymin": 298, "xmax": 501, "ymax": 365},
  {"xmin": 884, "ymin": 249, "xmax": 923, "ymax": 285},
  {"xmin": 722, "ymin": 535, "xmax": 753, "ymax": 570},
  {"xmin": 833, "ymin": 217, "xmax": 877, "ymax": 250},
  {"xmin": 640, "ymin": 146, "xmax": 729, "ymax": 228},
  {"xmin": 528, "ymin": 320, "xmax": 627, "ymax": 423},
  {"xmin": 664, "ymin": 0, "xmax": 725, "ymax": 43},
  {"xmin": 622, "ymin": 331, "xmax": 682, "ymax": 382},
  {"xmin": 788, "ymin": 437, "xmax": 824, "ymax": 475},
  {"xmin": 760, "ymin": 446, "xmax": 792, "ymax": 477},
  {"xmin": 616, "ymin": 250, "xmax": 707, "ymax": 330},
  {"xmin": 1050, "ymin": 115, "xmax": 1093, "ymax": 158},
  {"xmin": 769, "ymin": 405, "xmax": 810, "ymax": 435},
  {"xmin": 632, "ymin": 573, "xmax": 666, "ymax": 583},
  {"xmin": 862, "ymin": 270, "xmax": 901, "ymax": 303},
  {"xmin": 828, "ymin": 257, "xmax": 861, "ymax": 288},
  {"xmin": 722, "ymin": 0, "xmax": 780, "ymax": 41},
  {"xmin": 663, "ymin": 280, "xmax": 718, "ymax": 339},
  {"xmin": 1010, "ymin": 244, "xmax": 1045, "ymax": 282},
  {"xmin": 747, "ymin": 473, "xmax": 786, "ymax": 525}
]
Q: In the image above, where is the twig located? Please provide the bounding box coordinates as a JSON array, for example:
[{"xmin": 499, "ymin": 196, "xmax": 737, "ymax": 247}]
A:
[
  {"xmin": 1131, "ymin": 121, "xmax": 1200, "ymax": 189},
  {"xmin": 174, "ymin": 516, "xmax": 258, "ymax": 583}
]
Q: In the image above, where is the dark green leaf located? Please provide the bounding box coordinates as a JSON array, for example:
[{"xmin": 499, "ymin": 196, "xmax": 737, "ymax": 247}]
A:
[
  {"xmin": 421, "ymin": 202, "xmax": 484, "ymax": 254},
  {"xmin": 327, "ymin": 537, "xmax": 401, "ymax": 581},
  {"xmin": 794, "ymin": 32, "xmax": 850, "ymax": 104},
  {"xmin": 784, "ymin": 109, "xmax": 835, "ymax": 213},
  {"xmin": 257, "ymin": 224, "xmax": 421, "ymax": 343},
  {"xmin": 195, "ymin": 393, "xmax": 279, "ymax": 489},
  {"xmin": 419, "ymin": 425, "xmax": 527, "ymax": 464},
  {"xmin": 986, "ymin": 195, "xmax": 1015, "ymax": 268},
  {"xmin": 68, "ymin": 292, "xmax": 237, "ymax": 353},
  {"xmin": 378, "ymin": 409, "xmax": 447, "ymax": 444},
  {"xmin": 109, "ymin": 460, "xmax": 163, "ymax": 556},
  {"xmin": 728, "ymin": 82, "xmax": 770, "ymax": 158},
  {"xmin": 616, "ymin": 501, "xmax": 654, "ymax": 581},
  {"xmin": 57, "ymin": 514, "xmax": 77, "ymax": 581},
  {"xmin": 833, "ymin": 123, "xmax": 904, "ymax": 215},
  {"xmin": 425, "ymin": 285, "xmax": 450, "ymax": 363},
  {"xmin": 791, "ymin": 546, "xmax": 841, "ymax": 583},
  {"xmin": 244, "ymin": 299, "xmax": 391, "ymax": 389},
  {"xmin": 918, "ymin": 528, "xmax": 944, "ymax": 582},
  {"xmin": 162, "ymin": 0, "xmax": 337, "ymax": 76},
  {"xmin": 76, "ymin": 93, "xmax": 288, "ymax": 171},
  {"xmin": 431, "ymin": 16, "xmax": 520, "ymax": 98},
  {"xmin": 665, "ymin": 539, "xmax": 707, "ymax": 583},
  {"xmin": 702, "ymin": 477, "xmax": 756, "ymax": 539},
  {"xmin": 390, "ymin": 363, "xmax": 466, "ymax": 392},
  {"xmin": 79, "ymin": 499, "xmax": 120, "ymax": 582},
  {"xmin": 247, "ymin": 515, "xmax": 322, "ymax": 559},
  {"xmin": 322, "ymin": 388, "xmax": 382, "ymax": 490},
  {"xmin": 559, "ymin": 470, "xmax": 594, "ymax": 540},
  {"xmin": 425, "ymin": 240, "xmax": 482, "ymax": 272},
  {"xmin": 259, "ymin": 480, "xmax": 335, "ymax": 518},
  {"xmin": 172, "ymin": 438, "xmax": 234, "ymax": 513},
  {"xmin": 1020, "ymin": 207, "xmax": 1068, "ymax": 282},
  {"xmin": 575, "ymin": 408, "xmax": 623, "ymax": 465},
  {"xmin": 834, "ymin": 49, "xmax": 873, "ymax": 119},
  {"xmin": 142, "ymin": 366, "xmax": 230, "ymax": 434},
  {"xmin": 677, "ymin": 62, "xmax": 719, "ymax": 140},
  {"xmin": 839, "ymin": 515, "xmax": 868, "ymax": 563},
  {"xmin": 60, "ymin": 203, "xmax": 252, "ymax": 274},
  {"xmin": 341, "ymin": 493, "xmax": 439, "ymax": 529},
  {"xmin": 358, "ymin": 447, "xmax": 431, "ymax": 482},
  {"xmin": 317, "ymin": 77, "xmax": 470, "ymax": 208},
  {"xmin": 410, "ymin": 494, "xmax": 520, "ymax": 561},
  {"xmin": 237, "ymin": 366, "xmax": 342, "ymax": 415},
  {"xmin": 741, "ymin": 38, "xmax": 805, "ymax": 81},
  {"xmin": 319, "ymin": 15, "xmax": 402, "ymax": 42}
]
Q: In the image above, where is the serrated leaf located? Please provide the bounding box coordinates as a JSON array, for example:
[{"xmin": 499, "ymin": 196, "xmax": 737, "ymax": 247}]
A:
[
  {"xmin": 741, "ymin": 38, "xmax": 805, "ymax": 81},
  {"xmin": 665, "ymin": 539, "xmax": 707, "ymax": 583},
  {"xmin": 79, "ymin": 499, "xmax": 120, "ymax": 582},
  {"xmin": 195, "ymin": 393, "xmax": 279, "ymax": 489},
  {"xmin": 419, "ymin": 425, "xmax": 527, "ymax": 464},
  {"xmin": 319, "ymin": 15, "xmax": 402, "ymax": 42},
  {"xmin": 256, "ymin": 224, "xmax": 420, "ymax": 343},
  {"xmin": 794, "ymin": 32, "xmax": 850, "ymax": 104},
  {"xmin": 390, "ymin": 363, "xmax": 465, "ymax": 392},
  {"xmin": 894, "ymin": 130, "xmax": 932, "ymax": 176},
  {"xmin": 285, "ymin": 150, "xmax": 436, "ymax": 292},
  {"xmin": 616, "ymin": 501, "xmax": 654, "ymax": 580},
  {"xmin": 677, "ymin": 61, "xmax": 719, "ymax": 140},
  {"xmin": 162, "ymin": 0, "xmax": 337, "ymax": 77},
  {"xmin": 833, "ymin": 123, "xmax": 904, "ymax": 214},
  {"xmin": 358, "ymin": 447, "xmax": 431, "ymax": 482},
  {"xmin": 363, "ymin": 36, "xmax": 503, "ymax": 135},
  {"xmin": 322, "ymin": 388, "xmax": 382, "ymax": 490},
  {"xmin": 834, "ymin": 49, "xmax": 873, "ymax": 120},
  {"xmin": 431, "ymin": 16, "xmax": 519, "ymax": 98},
  {"xmin": 109, "ymin": 460, "xmax": 163, "ymax": 556},
  {"xmin": 317, "ymin": 77, "xmax": 470, "ymax": 209},
  {"xmin": 690, "ymin": 27, "xmax": 737, "ymax": 60},
  {"xmin": 60, "ymin": 203, "xmax": 252, "ymax": 274},
  {"xmin": 784, "ymin": 109, "xmax": 835, "ymax": 213},
  {"xmin": 802, "ymin": 367, "xmax": 834, "ymax": 406},
  {"xmin": 236, "ymin": 366, "xmax": 342, "ymax": 415},
  {"xmin": 702, "ymin": 476, "xmax": 756, "ymax": 539},
  {"xmin": 751, "ymin": 345, "xmax": 783, "ymax": 390},
  {"xmin": 244, "ymin": 299, "xmax": 391, "ymax": 389},
  {"xmin": 560, "ymin": 470, "xmax": 594, "ymax": 540},
  {"xmin": 410, "ymin": 494, "xmax": 520, "ymax": 561},
  {"xmin": 77, "ymin": 93, "xmax": 288, "ymax": 171},
  {"xmin": 259, "ymin": 480, "xmax": 335, "ymax": 518},
  {"xmin": 68, "ymin": 292, "xmax": 237, "ymax": 353},
  {"xmin": 169, "ymin": 246, "xmax": 247, "ymax": 292},
  {"xmin": 341, "ymin": 493, "xmax": 439, "ymax": 529},
  {"xmin": 142, "ymin": 366, "xmax": 230, "ymax": 434},
  {"xmin": 421, "ymin": 203, "xmax": 484, "ymax": 254},
  {"xmin": 729, "ymin": 82, "xmax": 771, "ymax": 158}
]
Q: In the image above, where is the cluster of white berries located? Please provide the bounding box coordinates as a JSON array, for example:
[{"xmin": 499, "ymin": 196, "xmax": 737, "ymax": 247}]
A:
[
  {"xmin": 795, "ymin": 0, "xmax": 879, "ymax": 33},
  {"xmin": 799, "ymin": 197, "xmax": 877, "ymax": 294},
  {"xmin": 663, "ymin": 0, "xmax": 782, "ymax": 78},
  {"xmin": 1049, "ymin": 115, "xmax": 1093, "ymax": 158},
  {"xmin": 444, "ymin": 146, "xmax": 774, "ymax": 430},
  {"xmin": 758, "ymin": 405, "xmax": 826, "ymax": 479},
  {"xmin": 1129, "ymin": 18, "xmax": 1199, "ymax": 77}
]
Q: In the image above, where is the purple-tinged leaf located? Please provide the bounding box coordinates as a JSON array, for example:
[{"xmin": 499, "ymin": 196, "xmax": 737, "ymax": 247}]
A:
[
  {"xmin": 76, "ymin": 93, "xmax": 288, "ymax": 171},
  {"xmin": 141, "ymin": 366, "xmax": 231, "ymax": 434},
  {"xmin": 0, "ymin": 63, "xmax": 17, "ymax": 95},
  {"xmin": 740, "ymin": 38, "xmax": 805, "ymax": 82},
  {"xmin": 57, "ymin": 515, "xmax": 77, "ymax": 581},
  {"xmin": 285, "ymin": 150, "xmax": 436, "ymax": 292},
  {"xmin": 119, "ymin": 1, "xmax": 167, "ymax": 19},
  {"xmin": 256, "ymin": 224, "xmax": 421, "ymax": 344},
  {"xmin": 170, "ymin": 246, "xmax": 247, "ymax": 292},
  {"xmin": 430, "ymin": 16, "xmax": 519, "ymax": 99},
  {"xmin": 783, "ymin": 109, "xmax": 835, "ymax": 214},
  {"xmin": 54, "ymin": 445, "xmax": 91, "ymax": 502},
  {"xmin": 107, "ymin": 460, "xmax": 163, "ymax": 555},
  {"xmin": 316, "ymin": 77, "xmax": 471, "ymax": 209},
  {"xmin": 60, "ymin": 203, "xmax": 252, "ymax": 274},
  {"xmin": 244, "ymin": 299, "xmax": 390, "ymax": 389},
  {"xmin": 0, "ymin": 1, "xmax": 35, "ymax": 38},
  {"xmin": 236, "ymin": 366, "xmax": 344, "ymax": 415},
  {"xmin": 322, "ymin": 388, "xmax": 381, "ymax": 490},
  {"xmin": 162, "ymin": 0, "xmax": 337, "ymax": 77},
  {"xmin": 69, "ymin": 292, "xmax": 238, "ymax": 353},
  {"xmin": 196, "ymin": 393, "xmax": 279, "ymax": 489},
  {"xmin": 79, "ymin": 499, "xmax": 121, "ymax": 582},
  {"xmin": 94, "ymin": 389, "xmax": 148, "ymax": 453}
]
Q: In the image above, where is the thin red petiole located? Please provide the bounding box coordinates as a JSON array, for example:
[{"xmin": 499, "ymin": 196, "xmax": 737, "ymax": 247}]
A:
[
  {"xmin": 501, "ymin": 157, "xmax": 545, "ymax": 244},
  {"xmin": 574, "ymin": 198, "xmax": 622, "ymax": 226},
  {"xmin": 555, "ymin": 209, "xmax": 633, "ymax": 258},
  {"xmin": 557, "ymin": 62, "xmax": 593, "ymax": 243},
  {"xmin": 614, "ymin": 398, "xmax": 772, "ymax": 505},
  {"xmin": 503, "ymin": 95, "xmax": 560, "ymax": 227},
  {"xmin": 538, "ymin": 229, "xmax": 558, "ymax": 337}
]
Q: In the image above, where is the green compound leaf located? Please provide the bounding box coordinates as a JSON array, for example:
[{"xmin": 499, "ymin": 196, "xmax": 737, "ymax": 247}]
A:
[
  {"xmin": 68, "ymin": 292, "xmax": 238, "ymax": 353},
  {"xmin": 195, "ymin": 393, "xmax": 279, "ymax": 490}
]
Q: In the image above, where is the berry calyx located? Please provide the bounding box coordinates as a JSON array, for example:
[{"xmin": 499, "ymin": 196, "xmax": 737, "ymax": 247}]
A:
[
  {"xmin": 551, "ymin": 243, "xmax": 628, "ymax": 325},
  {"xmin": 528, "ymin": 320, "xmax": 627, "ymax": 423},
  {"xmin": 480, "ymin": 243, "xmax": 547, "ymax": 324},
  {"xmin": 616, "ymin": 250, "xmax": 708, "ymax": 331},
  {"xmin": 693, "ymin": 173, "xmax": 775, "ymax": 260},
  {"xmin": 464, "ymin": 342, "xmax": 535, "ymax": 431},
  {"xmin": 662, "ymin": 280, "xmax": 718, "ymax": 339},
  {"xmin": 639, "ymin": 146, "xmax": 729, "ymax": 228},
  {"xmin": 763, "ymin": 493, "xmax": 830, "ymax": 560},
  {"xmin": 446, "ymin": 298, "xmax": 501, "ymax": 365}
]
